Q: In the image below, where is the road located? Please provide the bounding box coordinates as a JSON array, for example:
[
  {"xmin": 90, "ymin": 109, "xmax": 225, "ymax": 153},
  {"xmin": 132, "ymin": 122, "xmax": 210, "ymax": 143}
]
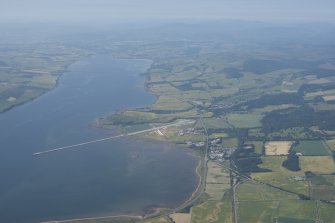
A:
[
  {"xmin": 232, "ymin": 177, "xmax": 241, "ymax": 223},
  {"xmin": 34, "ymin": 119, "xmax": 194, "ymax": 156}
]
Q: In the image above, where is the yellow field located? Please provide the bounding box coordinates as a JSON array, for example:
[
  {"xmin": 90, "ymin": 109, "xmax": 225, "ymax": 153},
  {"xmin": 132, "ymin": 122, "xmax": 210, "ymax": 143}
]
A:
[
  {"xmin": 323, "ymin": 95, "xmax": 335, "ymax": 101},
  {"xmin": 205, "ymin": 161, "xmax": 231, "ymax": 200},
  {"xmin": 191, "ymin": 201, "xmax": 230, "ymax": 223},
  {"xmin": 304, "ymin": 90, "xmax": 324, "ymax": 99},
  {"xmin": 326, "ymin": 139, "xmax": 335, "ymax": 151},
  {"xmin": 300, "ymin": 156, "xmax": 335, "ymax": 174},
  {"xmin": 169, "ymin": 213, "xmax": 191, "ymax": 223},
  {"xmin": 304, "ymin": 88, "xmax": 335, "ymax": 101},
  {"xmin": 206, "ymin": 161, "xmax": 227, "ymax": 184},
  {"xmin": 308, "ymin": 78, "xmax": 331, "ymax": 84},
  {"xmin": 265, "ymin": 141, "xmax": 294, "ymax": 156}
]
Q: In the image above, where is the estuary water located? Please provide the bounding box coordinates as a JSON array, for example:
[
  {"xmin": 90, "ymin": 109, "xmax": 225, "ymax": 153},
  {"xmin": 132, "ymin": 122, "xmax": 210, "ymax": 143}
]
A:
[{"xmin": 0, "ymin": 55, "xmax": 199, "ymax": 223}]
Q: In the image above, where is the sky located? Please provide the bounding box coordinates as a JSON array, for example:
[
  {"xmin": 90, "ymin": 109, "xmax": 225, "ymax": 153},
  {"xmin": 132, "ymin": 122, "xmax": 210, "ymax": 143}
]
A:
[{"xmin": 0, "ymin": 0, "xmax": 334, "ymax": 23}]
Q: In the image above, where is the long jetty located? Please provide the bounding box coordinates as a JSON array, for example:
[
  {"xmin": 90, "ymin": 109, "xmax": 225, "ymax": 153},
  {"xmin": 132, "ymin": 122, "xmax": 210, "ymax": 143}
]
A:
[{"xmin": 33, "ymin": 120, "xmax": 193, "ymax": 156}]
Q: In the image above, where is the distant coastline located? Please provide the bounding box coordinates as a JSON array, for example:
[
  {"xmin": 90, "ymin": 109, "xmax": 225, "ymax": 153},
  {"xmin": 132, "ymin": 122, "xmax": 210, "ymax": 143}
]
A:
[{"xmin": 0, "ymin": 62, "xmax": 81, "ymax": 114}]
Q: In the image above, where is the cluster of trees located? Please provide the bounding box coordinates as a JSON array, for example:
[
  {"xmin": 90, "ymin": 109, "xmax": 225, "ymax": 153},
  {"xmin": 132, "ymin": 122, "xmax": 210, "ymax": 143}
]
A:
[
  {"xmin": 298, "ymin": 82, "xmax": 335, "ymax": 96},
  {"xmin": 235, "ymin": 156, "xmax": 271, "ymax": 173},
  {"xmin": 282, "ymin": 151, "xmax": 300, "ymax": 171},
  {"xmin": 244, "ymin": 93, "xmax": 303, "ymax": 109},
  {"xmin": 243, "ymin": 59, "xmax": 316, "ymax": 75},
  {"xmin": 261, "ymin": 105, "xmax": 335, "ymax": 133}
]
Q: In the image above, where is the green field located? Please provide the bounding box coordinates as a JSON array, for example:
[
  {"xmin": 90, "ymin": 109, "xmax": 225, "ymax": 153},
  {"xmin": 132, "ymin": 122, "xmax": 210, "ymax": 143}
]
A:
[
  {"xmin": 191, "ymin": 193, "xmax": 233, "ymax": 223},
  {"xmin": 226, "ymin": 113, "xmax": 263, "ymax": 128},
  {"xmin": 196, "ymin": 117, "xmax": 230, "ymax": 130},
  {"xmin": 276, "ymin": 200, "xmax": 316, "ymax": 220},
  {"xmin": 326, "ymin": 139, "xmax": 335, "ymax": 151},
  {"xmin": 245, "ymin": 141, "xmax": 264, "ymax": 154},
  {"xmin": 237, "ymin": 199, "xmax": 318, "ymax": 223},
  {"xmin": 236, "ymin": 181, "xmax": 317, "ymax": 223},
  {"xmin": 320, "ymin": 203, "xmax": 335, "ymax": 223},
  {"xmin": 293, "ymin": 141, "xmax": 331, "ymax": 156},
  {"xmin": 144, "ymin": 217, "xmax": 170, "ymax": 223},
  {"xmin": 191, "ymin": 201, "xmax": 227, "ymax": 223},
  {"xmin": 252, "ymin": 157, "xmax": 310, "ymax": 195},
  {"xmin": 276, "ymin": 217, "xmax": 314, "ymax": 223},
  {"xmin": 236, "ymin": 181, "xmax": 298, "ymax": 201},
  {"xmin": 237, "ymin": 200, "xmax": 277, "ymax": 223},
  {"xmin": 152, "ymin": 96, "xmax": 193, "ymax": 111},
  {"xmin": 222, "ymin": 138, "xmax": 239, "ymax": 148}
]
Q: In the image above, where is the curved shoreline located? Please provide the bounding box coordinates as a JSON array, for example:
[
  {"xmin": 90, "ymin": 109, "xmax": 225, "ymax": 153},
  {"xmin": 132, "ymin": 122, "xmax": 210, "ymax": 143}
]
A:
[
  {"xmin": 51, "ymin": 55, "xmax": 204, "ymax": 221},
  {"xmin": 1, "ymin": 55, "xmax": 203, "ymax": 222},
  {"xmin": 44, "ymin": 151, "xmax": 203, "ymax": 223},
  {"xmin": 90, "ymin": 58, "xmax": 205, "ymax": 221},
  {"xmin": 179, "ymin": 153, "xmax": 203, "ymax": 206}
]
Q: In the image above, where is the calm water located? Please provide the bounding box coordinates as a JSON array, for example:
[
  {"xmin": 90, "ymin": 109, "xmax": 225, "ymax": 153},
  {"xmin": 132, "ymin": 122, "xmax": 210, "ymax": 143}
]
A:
[{"xmin": 0, "ymin": 56, "xmax": 199, "ymax": 223}]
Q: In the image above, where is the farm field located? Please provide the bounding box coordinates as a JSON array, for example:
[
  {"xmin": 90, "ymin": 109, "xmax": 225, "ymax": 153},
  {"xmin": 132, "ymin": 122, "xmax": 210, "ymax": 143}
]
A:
[
  {"xmin": 300, "ymin": 156, "xmax": 335, "ymax": 174},
  {"xmin": 276, "ymin": 217, "xmax": 314, "ymax": 223},
  {"xmin": 226, "ymin": 113, "xmax": 263, "ymax": 128},
  {"xmin": 292, "ymin": 141, "xmax": 331, "ymax": 156},
  {"xmin": 251, "ymin": 156, "xmax": 310, "ymax": 195},
  {"xmin": 236, "ymin": 181, "xmax": 318, "ymax": 223},
  {"xmin": 320, "ymin": 203, "xmax": 335, "ymax": 223},
  {"xmin": 246, "ymin": 141, "xmax": 264, "ymax": 154},
  {"xmin": 195, "ymin": 117, "xmax": 229, "ymax": 130},
  {"xmin": 237, "ymin": 200, "xmax": 277, "ymax": 223},
  {"xmin": 191, "ymin": 200, "xmax": 231, "ymax": 223},
  {"xmin": 169, "ymin": 213, "xmax": 191, "ymax": 223},
  {"xmin": 265, "ymin": 141, "xmax": 294, "ymax": 156},
  {"xmin": 205, "ymin": 161, "xmax": 230, "ymax": 200},
  {"xmin": 144, "ymin": 217, "xmax": 170, "ymax": 223},
  {"xmin": 326, "ymin": 139, "xmax": 335, "ymax": 151},
  {"xmin": 236, "ymin": 181, "xmax": 299, "ymax": 201}
]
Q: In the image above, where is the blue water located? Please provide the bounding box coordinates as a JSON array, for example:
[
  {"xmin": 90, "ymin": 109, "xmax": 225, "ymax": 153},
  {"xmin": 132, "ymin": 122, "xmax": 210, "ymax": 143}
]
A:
[{"xmin": 0, "ymin": 55, "xmax": 199, "ymax": 223}]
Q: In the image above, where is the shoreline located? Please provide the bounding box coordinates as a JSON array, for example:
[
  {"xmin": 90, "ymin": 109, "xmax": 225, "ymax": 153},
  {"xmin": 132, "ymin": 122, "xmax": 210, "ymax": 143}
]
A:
[
  {"xmin": 2, "ymin": 55, "xmax": 204, "ymax": 222},
  {"xmin": 179, "ymin": 153, "xmax": 203, "ymax": 206},
  {"xmin": 52, "ymin": 55, "xmax": 205, "ymax": 222},
  {"xmin": 42, "ymin": 150, "xmax": 204, "ymax": 223},
  {"xmin": 90, "ymin": 57, "xmax": 205, "ymax": 221}
]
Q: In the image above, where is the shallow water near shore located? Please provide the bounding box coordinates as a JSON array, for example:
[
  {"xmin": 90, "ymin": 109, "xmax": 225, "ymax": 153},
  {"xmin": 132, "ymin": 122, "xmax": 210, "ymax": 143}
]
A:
[{"xmin": 0, "ymin": 55, "xmax": 199, "ymax": 223}]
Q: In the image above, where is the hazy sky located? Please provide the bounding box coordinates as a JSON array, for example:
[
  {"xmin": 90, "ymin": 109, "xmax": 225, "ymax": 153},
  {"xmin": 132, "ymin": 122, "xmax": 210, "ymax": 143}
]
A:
[{"xmin": 0, "ymin": 0, "xmax": 334, "ymax": 23}]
